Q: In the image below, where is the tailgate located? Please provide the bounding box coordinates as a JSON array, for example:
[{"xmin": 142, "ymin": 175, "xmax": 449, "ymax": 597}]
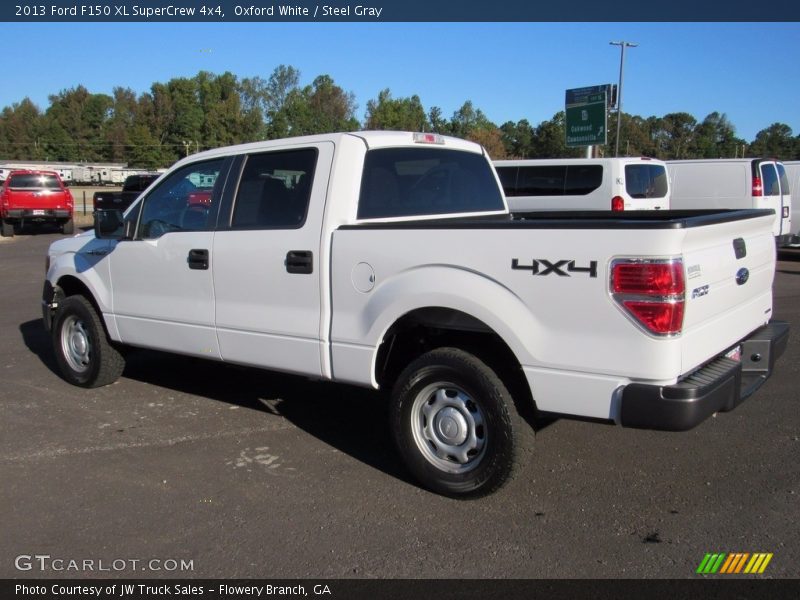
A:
[
  {"xmin": 7, "ymin": 189, "xmax": 70, "ymax": 210},
  {"xmin": 680, "ymin": 210, "xmax": 776, "ymax": 375}
]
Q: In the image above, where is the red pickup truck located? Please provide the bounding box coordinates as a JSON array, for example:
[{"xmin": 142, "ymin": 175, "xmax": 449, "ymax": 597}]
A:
[{"xmin": 1, "ymin": 170, "xmax": 74, "ymax": 237}]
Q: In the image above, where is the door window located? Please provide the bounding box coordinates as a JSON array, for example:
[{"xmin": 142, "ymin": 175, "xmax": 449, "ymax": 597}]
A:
[
  {"xmin": 760, "ymin": 163, "xmax": 780, "ymax": 196},
  {"xmin": 138, "ymin": 159, "xmax": 225, "ymax": 239},
  {"xmin": 231, "ymin": 149, "xmax": 317, "ymax": 230},
  {"xmin": 625, "ymin": 164, "xmax": 668, "ymax": 199}
]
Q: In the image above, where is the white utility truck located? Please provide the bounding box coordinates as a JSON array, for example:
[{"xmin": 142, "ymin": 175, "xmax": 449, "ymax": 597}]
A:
[{"xmin": 42, "ymin": 132, "xmax": 789, "ymax": 497}]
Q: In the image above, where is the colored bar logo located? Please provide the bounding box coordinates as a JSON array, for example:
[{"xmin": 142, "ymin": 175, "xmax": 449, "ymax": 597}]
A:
[{"xmin": 696, "ymin": 553, "xmax": 773, "ymax": 574}]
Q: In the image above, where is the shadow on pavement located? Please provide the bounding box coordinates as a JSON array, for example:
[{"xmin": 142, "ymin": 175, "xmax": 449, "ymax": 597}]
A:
[
  {"xmin": 20, "ymin": 318, "xmax": 557, "ymax": 489},
  {"xmin": 123, "ymin": 349, "xmax": 417, "ymax": 485},
  {"xmin": 20, "ymin": 325, "xmax": 412, "ymax": 485},
  {"xmin": 20, "ymin": 319, "xmax": 61, "ymax": 377}
]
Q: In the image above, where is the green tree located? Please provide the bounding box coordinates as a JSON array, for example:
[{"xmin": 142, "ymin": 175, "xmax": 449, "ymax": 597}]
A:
[
  {"xmin": 275, "ymin": 74, "xmax": 359, "ymax": 137},
  {"xmin": 428, "ymin": 106, "xmax": 448, "ymax": 134},
  {"xmin": 43, "ymin": 86, "xmax": 112, "ymax": 161},
  {"xmin": 500, "ymin": 119, "xmax": 535, "ymax": 158},
  {"xmin": 530, "ymin": 112, "xmax": 581, "ymax": 158},
  {"xmin": 749, "ymin": 123, "xmax": 795, "ymax": 159},
  {"xmin": 265, "ymin": 65, "xmax": 300, "ymax": 115},
  {"xmin": 693, "ymin": 112, "xmax": 740, "ymax": 158},
  {"xmin": 165, "ymin": 77, "xmax": 204, "ymax": 159},
  {"xmin": 0, "ymin": 98, "xmax": 44, "ymax": 160},
  {"xmin": 659, "ymin": 112, "xmax": 697, "ymax": 159},
  {"xmin": 448, "ymin": 101, "xmax": 483, "ymax": 138},
  {"xmin": 103, "ymin": 87, "xmax": 138, "ymax": 162},
  {"xmin": 365, "ymin": 89, "xmax": 428, "ymax": 131}
]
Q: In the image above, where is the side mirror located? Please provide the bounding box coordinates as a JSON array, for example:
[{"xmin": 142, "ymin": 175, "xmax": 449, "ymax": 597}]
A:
[{"xmin": 94, "ymin": 209, "xmax": 129, "ymax": 240}]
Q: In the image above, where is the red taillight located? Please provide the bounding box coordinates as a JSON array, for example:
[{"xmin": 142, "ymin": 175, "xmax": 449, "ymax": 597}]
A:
[
  {"xmin": 752, "ymin": 176, "xmax": 763, "ymax": 197},
  {"xmin": 612, "ymin": 262, "xmax": 684, "ymax": 296},
  {"xmin": 621, "ymin": 301, "xmax": 685, "ymax": 335},
  {"xmin": 611, "ymin": 196, "xmax": 624, "ymax": 211},
  {"xmin": 611, "ymin": 259, "xmax": 685, "ymax": 336}
]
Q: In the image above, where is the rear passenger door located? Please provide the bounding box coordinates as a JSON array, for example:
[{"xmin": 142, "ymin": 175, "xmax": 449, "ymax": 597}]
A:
[{"xmin": 212, "ymin": 142, "xmax": 334, "ymax": 377}]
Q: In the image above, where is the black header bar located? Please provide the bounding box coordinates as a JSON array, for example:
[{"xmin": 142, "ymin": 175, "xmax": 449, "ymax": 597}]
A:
[{"xmin": 4, "ymin": 0, "xmax": 800, "ymax": 22}]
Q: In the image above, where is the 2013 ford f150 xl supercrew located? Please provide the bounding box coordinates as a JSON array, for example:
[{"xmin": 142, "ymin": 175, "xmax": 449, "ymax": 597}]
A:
[{"xmin": 42, "ymin": 131, "xmax": 789, "ymax": 497}]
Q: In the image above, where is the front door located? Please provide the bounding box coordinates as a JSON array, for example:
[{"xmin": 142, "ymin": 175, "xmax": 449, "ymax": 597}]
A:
[{"xmin": 107, "ymin": 157, "xmax": 228, "ymax": 359}]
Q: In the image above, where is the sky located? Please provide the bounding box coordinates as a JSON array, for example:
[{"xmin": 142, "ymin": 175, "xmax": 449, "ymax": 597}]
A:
[{"xmin": 2, "ymin": 21, "xmax": 799, "ymax": 142}]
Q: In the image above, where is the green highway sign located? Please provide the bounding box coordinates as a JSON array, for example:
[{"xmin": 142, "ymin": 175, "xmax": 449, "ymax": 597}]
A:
[{"xmin": 565, "ymin": 84, "xmax": 609, "ymax": 147}]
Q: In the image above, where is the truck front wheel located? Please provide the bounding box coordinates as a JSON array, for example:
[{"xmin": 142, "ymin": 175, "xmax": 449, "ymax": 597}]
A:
[
  {"xmin": 1, "ymin": 219, "xmax": 13, "ymax": 237},
  {"xmin": 52, "ymin": 296, "xmax": 125, "ymax": 388},
  {"xmin": 390, "ymin": 347, "xmax": 532, "ymax": 498}
]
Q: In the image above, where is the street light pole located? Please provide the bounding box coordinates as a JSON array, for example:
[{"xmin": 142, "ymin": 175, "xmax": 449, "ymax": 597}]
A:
[{"xmin": 610, "ymin": 40, "xmax": 638, "ymax": 157}]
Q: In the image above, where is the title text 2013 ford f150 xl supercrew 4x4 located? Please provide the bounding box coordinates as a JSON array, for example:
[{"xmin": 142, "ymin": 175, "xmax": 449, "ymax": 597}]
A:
[{"xmin": 42, "ymin": 132, "xmax": 789, "ymax": 497}]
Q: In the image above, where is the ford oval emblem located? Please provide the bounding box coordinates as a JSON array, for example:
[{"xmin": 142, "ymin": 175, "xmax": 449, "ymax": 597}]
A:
[{"xmin": 736, "ymin": 268, "xmax": 750, "ymax": 286}]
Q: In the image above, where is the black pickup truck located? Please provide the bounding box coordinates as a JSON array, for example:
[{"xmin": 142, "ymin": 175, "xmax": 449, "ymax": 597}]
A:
[{"xmin": 93, "ymin": 173, "xmax": 160, "ymax": 212}]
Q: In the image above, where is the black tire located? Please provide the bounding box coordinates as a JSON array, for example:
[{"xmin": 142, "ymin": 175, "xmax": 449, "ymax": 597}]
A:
[
  {"xmin": 1, "ymin": 219, "xmax": 13, "ymax": 237},
  {"xmin": 390, "ymin": 347, "xmax": 533, "ymax": 498},
  {"xmin": 52, "ymin": 296, "xmax": 125, "ymax": 388},
  {"xmin": 62, "ymin": 219, "xmax": 75, "ymax": 235}
]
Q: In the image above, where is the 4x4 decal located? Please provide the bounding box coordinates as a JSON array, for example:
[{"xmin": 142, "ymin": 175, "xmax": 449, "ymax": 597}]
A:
[{"xmin": 512, "ymin": 259, "xmax": 598, "ymax": 278}]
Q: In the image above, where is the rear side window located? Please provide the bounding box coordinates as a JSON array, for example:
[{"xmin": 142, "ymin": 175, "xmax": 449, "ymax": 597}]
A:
[
  {"xmin": 231, "ymin": 148, "xmax": 317, "ymax": 230},
  {"xmin": 564, "ymin": 165, "xmax": 603, "ymax": 195},
  {"xmin": 625, "ymin": 164, "xmax": 668, "ymax": 199},
  {"xmin": 495, "ymin": 166, "xmax": 518, "ymax": 196},
  {"xmin": 760, "ymin": 163, "xmax": 780, "ymax": 196},
  {"xmin": 517, "ymin": 166, "xmax": 566, "ymax": 196},
  {"xmin": 501, "ymin": 164, "xmax": 602, "ymax": 197},
  {"xmin": 9, "ymin": 174, "xmax": 62, "ymax": 189},
  {"xmin": 358, "ymin": 148, "xmax": 504, "ymax": 219}
]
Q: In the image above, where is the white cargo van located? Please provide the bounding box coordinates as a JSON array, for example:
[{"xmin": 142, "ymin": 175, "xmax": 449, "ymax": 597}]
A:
[
  {"xmin": 667, "ymin": 159, "xmax": 792, "ymax": 245},
  {"xmin": 782, "ymin": 160, "xmax": 800, "ymax": 246},
  {"xmin": 493, "ymin": 157, "xmax": 669, "ymax": 212}
]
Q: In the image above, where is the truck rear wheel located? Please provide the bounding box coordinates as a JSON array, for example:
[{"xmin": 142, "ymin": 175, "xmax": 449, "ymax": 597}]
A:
[
  {"xmin": 390, "ymin": 347, "xmax": 532, "ymax": 498},
  {"xmin": 52, "ymin": 296, "xmax": 125, "ymax": 388},
  {"xmin": 62, "ymin": 219, "xmax": 75, "ymax": 235},
  {"xmin": 1, "ymin": 219, "xmax": 13, "ymax": 237}
]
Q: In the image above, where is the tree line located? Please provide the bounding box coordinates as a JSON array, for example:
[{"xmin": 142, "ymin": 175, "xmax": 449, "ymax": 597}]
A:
[{"xmin": 1, "ymin": 65, "xmax": 798, "ymax": 170}]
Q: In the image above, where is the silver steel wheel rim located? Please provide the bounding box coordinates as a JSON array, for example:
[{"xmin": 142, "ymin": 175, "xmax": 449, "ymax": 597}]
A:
[
  {"xmin": 410, "ymin": 381, "xmax": 487, "ymax": 474},
  {"xmin": 61, "ymin": 315, "xmax": 91, "ymax": 374}
]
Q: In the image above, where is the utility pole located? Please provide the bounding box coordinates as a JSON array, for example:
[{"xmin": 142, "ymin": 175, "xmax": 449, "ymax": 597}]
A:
[{"xmin": 610, "ymin": 41, "xmax": 638, "ymax": 157}]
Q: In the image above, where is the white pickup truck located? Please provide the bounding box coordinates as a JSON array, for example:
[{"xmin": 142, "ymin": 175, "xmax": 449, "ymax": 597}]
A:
[{"xmin": 42, "ymin": 131, "xmax": 789, "ymax": 498}]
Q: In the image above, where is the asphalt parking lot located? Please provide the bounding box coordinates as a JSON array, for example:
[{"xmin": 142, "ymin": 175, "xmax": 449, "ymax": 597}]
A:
[{"xmin": 1, "ymin": 231, "xmax": 799, "ymax": 580}]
